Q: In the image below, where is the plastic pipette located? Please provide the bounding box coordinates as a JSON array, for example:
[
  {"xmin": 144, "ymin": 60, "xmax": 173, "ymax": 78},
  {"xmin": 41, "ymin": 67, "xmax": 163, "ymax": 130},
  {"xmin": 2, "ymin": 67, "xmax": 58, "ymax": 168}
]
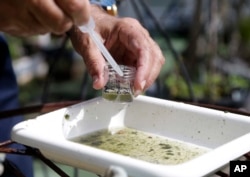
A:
[{"xmin": 79, "ymin": 17, "xmax": 123, "ymax": 76}]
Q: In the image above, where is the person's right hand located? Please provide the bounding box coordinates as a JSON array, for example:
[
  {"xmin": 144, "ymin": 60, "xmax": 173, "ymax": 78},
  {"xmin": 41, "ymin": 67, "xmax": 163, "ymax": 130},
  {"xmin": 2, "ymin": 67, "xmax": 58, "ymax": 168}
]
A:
[
  {"xmin": 0, "ymin": 0, "xmax": 90, "ymax": 37},
  {"xmin": 69, "ymin": 5, "xmax": 165, "ymax": 96}
]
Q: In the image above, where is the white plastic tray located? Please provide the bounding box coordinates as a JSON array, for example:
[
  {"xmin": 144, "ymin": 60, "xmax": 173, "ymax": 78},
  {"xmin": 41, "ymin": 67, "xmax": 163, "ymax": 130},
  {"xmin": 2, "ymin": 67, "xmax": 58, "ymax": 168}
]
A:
[{"xmin": 11, "ymin": 95, "xmax": 250, "ymax": 177}]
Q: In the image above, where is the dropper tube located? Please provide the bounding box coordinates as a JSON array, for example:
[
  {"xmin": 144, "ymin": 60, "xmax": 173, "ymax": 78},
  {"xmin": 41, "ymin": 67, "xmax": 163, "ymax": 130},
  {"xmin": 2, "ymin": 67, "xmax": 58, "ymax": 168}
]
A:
[{"xmin": 79, "ymin": 17, "xmax": 123, "ymax": 76}]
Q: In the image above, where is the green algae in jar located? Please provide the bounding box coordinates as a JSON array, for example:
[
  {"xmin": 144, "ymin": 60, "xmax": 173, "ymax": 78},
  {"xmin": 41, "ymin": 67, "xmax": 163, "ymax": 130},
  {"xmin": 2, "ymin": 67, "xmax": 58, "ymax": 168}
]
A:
[{"xmin": 102, "ymin": 65, "xmax": 136, "ymax": 103}]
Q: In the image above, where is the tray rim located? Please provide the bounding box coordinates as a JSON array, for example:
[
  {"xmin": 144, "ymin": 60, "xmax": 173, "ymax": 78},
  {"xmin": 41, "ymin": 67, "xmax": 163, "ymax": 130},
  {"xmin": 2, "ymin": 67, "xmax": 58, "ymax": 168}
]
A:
[{"xmin": 11, "ymin": 95, "xmax": 250, "ymax": 177}]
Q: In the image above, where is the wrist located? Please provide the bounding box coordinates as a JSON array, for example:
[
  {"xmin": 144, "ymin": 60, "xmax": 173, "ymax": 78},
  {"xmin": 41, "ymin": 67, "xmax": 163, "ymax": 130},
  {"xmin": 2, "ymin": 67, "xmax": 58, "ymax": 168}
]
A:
[
  {"xmin": 90, "ymin": 0, "xmax": 117, "ymax": 16},
  {"xmin": 90, "ymin": 5, "xmax": 118, "ymax": 36}
]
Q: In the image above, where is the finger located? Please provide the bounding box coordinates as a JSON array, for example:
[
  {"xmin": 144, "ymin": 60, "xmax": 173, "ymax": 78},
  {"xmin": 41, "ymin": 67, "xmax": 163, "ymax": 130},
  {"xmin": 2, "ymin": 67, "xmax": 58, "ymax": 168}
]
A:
[
  {"xmin": 118, "ymin": 31, "xmax": 163, "ymax": 95},
  {"xmin": 55, "ymin": 0, "xmax": 90, "ymax": 25},
  {"xmin": 25, "ymin": 10, "xmax": 50, "ymax": 35},
  {"xmin": 138, "ymin": 40, "xmax": 165, "ymax": 93},
  {"xmin": 29, "ymin": 0, "xmax": 72, "ymax": 34},
  {"xmin": 139, "ymin": 39, "xmax": 165, "ymax": 81},
  {"xmin": 69, "ymin": 26, "xmax": 107, "ymax": 90},
  {"xmin": 8, "ymin": 10, "xmax": 49, "ymax": 36},
  {"xmin": 122, "ymin": 30, "xmax": 152, "ymax": 93},
  {"xmin": 84, "ymin": 42, "xmax": 107, "ymax": 90},
  {"xmin": 133, "ymin": 45, "xmax": 152, "ymax": 96},
  {"xmin": 148, "ymin": 41, "xmax": 165, "ymax": 81}
]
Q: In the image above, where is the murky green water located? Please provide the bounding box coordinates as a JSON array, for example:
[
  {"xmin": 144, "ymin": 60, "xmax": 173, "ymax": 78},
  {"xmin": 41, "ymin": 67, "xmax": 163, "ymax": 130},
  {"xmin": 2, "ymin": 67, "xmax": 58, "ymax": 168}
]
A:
[
  {"xmin": 102, "ymin": 92, "xmax": 133, "ymax": 102},
  {"xmin": 72, "ymin": 127, "xmax": 208, "ymax": 165}
]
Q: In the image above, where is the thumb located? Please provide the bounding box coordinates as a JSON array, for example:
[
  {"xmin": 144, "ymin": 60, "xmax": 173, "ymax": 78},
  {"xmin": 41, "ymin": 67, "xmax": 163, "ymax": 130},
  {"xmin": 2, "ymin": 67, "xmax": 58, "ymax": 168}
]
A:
[
  {"xmin": 82, "ymin": 38, "xmax": 108, "ymax": 90},
  {"xmin": 69, "ymin": 26, "xmax": 107, "ymax": 90},
  {"xmin": 84, "ymin": 50, "xmax": 107, "ymax": 90}
]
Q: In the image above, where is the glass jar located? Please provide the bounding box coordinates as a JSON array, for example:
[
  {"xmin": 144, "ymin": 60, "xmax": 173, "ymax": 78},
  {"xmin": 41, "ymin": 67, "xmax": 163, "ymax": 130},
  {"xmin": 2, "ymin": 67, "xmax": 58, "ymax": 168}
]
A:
[{"xmin": 102, "ymin": 64, "xmax": 136, "ymax": 102}]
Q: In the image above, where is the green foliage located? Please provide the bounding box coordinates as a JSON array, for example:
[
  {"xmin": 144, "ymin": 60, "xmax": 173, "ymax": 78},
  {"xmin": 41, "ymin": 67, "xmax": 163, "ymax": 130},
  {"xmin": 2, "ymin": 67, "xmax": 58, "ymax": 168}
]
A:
[
  {"xmin": 239, "ymin": 17, "xmax": 250, "ymax": 45},
  {"xmin": 165, "ymin": 73, "xmax": 190, "ymax": 99},
  {"xmin": 5, "ymin": 35, "xmax": 25, "ymax": 59},
  {"xmin": 228, "ymin": 75, "xmax": 250, "ymax": 88},
  {"xmin": 165, "ymin": 71, "xmax": 250, "ymax": 102}
]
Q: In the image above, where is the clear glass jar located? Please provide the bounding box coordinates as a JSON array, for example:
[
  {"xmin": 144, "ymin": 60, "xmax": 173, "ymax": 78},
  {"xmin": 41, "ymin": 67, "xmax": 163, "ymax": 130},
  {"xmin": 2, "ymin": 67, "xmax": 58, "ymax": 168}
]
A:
[{"xmin": 102, "ymin": 64, "xmax": 136, "ymax": 102}]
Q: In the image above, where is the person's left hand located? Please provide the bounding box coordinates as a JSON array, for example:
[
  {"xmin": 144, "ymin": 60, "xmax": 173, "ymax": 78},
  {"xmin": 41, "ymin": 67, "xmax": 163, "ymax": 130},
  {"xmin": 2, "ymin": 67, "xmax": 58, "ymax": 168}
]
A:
[{"xmin": 69, "ymin": 6, "xmax": 165, "ymax": 96}]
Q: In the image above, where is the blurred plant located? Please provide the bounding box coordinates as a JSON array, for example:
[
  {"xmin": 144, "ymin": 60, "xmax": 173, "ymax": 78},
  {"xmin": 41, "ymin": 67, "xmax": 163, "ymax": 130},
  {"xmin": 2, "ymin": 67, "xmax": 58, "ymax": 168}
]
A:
[
  {"xmin": 228, "ymin": 75, "xmax": 250, "ymax": 89},
  {"xmin": 239, "ymin": 17, "xmax": 250, "ymax": 45},
  {"xmin": 165, "ymin": 69, "xmax": 249, "ymax": 103}
]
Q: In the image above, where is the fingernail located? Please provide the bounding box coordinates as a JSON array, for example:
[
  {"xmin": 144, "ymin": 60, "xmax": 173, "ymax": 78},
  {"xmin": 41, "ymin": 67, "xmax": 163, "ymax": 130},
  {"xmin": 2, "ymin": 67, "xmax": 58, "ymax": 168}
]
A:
[
  {"xmin": 140, "ymin": 80, "xmax": 146, "ymax": 90},
  {"xmin": 93, "ymin": 75, "xmax": 98, "ymax": 83},
  {"xmin": 92, "ymin": 75, "xmax": 99, "ymax": 89},
  {"xmin": 134, "ymin": 80, "xmax": 146, "ymax": 97},
  {"xmin": 134, "ymin": 90, "xmax": 141, "ymax": 97}
]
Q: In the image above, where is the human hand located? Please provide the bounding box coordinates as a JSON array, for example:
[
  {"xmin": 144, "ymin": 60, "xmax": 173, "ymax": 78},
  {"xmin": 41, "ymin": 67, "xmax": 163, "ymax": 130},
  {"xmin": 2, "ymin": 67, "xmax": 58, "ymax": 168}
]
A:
[
  {"xmin": 69, "ymin": 6, "xmax": 165, "ymax": 96},
  {"xmin": 0, "ymin": 0, "xmax": 90, "ymax": 36}
]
